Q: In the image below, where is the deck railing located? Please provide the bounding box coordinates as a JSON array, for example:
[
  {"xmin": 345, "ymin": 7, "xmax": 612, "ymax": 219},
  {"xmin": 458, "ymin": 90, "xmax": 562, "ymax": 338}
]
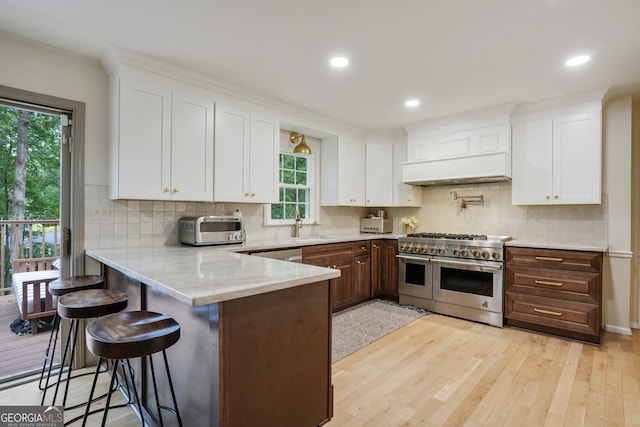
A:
[{"xmin": 0, "ymin": 220, "xmax": 60, "ymax": 296}]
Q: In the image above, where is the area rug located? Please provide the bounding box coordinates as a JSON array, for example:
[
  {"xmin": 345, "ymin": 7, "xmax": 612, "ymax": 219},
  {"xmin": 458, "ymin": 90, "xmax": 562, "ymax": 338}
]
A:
[{"xmin": 332, "ymin": 299, "xmax": 429, "ymax": 363}]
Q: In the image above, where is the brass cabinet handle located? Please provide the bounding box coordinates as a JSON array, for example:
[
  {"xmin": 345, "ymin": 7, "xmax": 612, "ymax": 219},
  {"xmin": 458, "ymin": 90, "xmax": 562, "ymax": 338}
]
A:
[
  {"xmin": 534, "ymin": 308, "xmax": 562, "ymax": 316},
  {"xmin": 244, "ymin": 192, "xmax": 250, "ymax": 197},
  {"xmin": 373, "ymin": 244, "xmax": 379, "ymax": 248},
  {"xmin": 535, "ymin": 279, "xmax": 563, "ymax": 287},
  {"xmin": 361, "ymin": 246, "xmax": 366, "ymax": 250},
  {"xmin": 357, "ymin": 260, "xmax": 362, "ymax": 264},
  {"xmin": 173, "ymin": 188, "xmax": 179, "ymax": 192},
  {"xmin": 164, "ymin": 188, "xmax": 170, "ymax": 192},
  {"xmin": 251, "ymin": 193, "xmax": 255, "ymax": 197},
  {"xmin": 535, "ymin": 256, "xmax": 563, "ymax": 262}
]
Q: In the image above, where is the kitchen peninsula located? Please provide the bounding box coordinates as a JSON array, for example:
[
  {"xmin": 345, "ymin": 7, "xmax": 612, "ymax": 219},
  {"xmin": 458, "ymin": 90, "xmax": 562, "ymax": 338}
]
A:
[{"xmin": 86, "ymin": 245, "xmax": 340, "ymax": 427}]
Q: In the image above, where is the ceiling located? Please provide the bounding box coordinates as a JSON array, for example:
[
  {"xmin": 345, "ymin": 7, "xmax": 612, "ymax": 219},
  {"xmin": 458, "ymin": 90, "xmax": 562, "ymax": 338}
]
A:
[{"xmin": 2, "ymin": 0, "xmax": 640, "ymax": 131}]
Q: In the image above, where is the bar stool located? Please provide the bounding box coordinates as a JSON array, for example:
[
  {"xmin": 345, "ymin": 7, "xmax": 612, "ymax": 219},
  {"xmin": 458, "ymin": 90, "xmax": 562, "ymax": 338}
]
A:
[
  {"xmin": 43, "ymin": 288, "xmax": 128, "ymax": 410},
  {"xmin": 40, "ymin": 275, "xmax": 106, "ymax": 394},
  {"xmin": 83, "ymin": 311, "xmax": 182, "ymax": 427}
]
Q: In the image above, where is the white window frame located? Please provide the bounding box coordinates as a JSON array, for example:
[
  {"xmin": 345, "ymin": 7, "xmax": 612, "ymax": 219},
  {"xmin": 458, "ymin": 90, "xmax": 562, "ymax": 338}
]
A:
[{"xmin": 264, "ymin": 151, "xmax": 316, "ymax": 226}]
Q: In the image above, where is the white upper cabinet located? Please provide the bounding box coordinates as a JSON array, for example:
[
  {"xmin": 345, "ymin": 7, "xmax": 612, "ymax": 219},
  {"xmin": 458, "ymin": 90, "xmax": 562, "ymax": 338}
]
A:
[
  {"xmin": 365, "ymin": 144, "xmax": 393, "ymax": 206},
  {"xmin": 109, "ymin": 65, "xmax": 214, "ymax": 201},
  {"xmin": 321, "ymin": 136, "xmax": 366, "ymax": 206},
  {"xmin": 512, "ymin": 94, "xmax": 603, "ymax": 205},
  {"xmin": 214, "ymin": 104, "xmax": 279, "ymax": 203},
  {"xmin": 393, "ymin": 142, "xmax": 422, "ymax": 207}
]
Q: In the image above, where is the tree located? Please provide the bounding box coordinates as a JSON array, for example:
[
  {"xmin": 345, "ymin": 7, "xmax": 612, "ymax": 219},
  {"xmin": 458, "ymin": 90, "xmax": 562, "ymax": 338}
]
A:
[
  {"xmin": 0, "ymin": 105, "xmax": 61, "ymax": 277},
  {"xmin": 10, "ymin": 110, "xmax": 29, "ymax": 262}
]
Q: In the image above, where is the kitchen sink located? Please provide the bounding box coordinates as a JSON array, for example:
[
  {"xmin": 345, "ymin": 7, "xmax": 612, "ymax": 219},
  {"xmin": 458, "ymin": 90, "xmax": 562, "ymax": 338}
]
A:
[{"xmin": 283, "ymin": 236, "xmax": 336, "ymax": 243}]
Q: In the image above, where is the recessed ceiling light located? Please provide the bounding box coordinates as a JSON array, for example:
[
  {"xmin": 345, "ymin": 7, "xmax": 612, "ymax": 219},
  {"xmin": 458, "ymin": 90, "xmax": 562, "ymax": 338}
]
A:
[
  {"xmin": 405, "ymin": 99, "xmax": 420, "ymax": 108},
  {"xmin": 566, "ymin": 55, "xmax": 591, "ymax": 67},
  {"xmin": 330, "ymin": 57, "xmax": 349, "ymax": 68}
]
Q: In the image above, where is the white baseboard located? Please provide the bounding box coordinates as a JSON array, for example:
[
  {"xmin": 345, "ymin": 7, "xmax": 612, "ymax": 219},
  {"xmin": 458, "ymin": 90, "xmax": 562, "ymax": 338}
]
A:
[
  {"xmin": 630, "ymin": 322, "xmax": 640, "ymax": 330},
  {"xmin": 605, "ymin": 324, "xmax": 633, "ymax": 335}
]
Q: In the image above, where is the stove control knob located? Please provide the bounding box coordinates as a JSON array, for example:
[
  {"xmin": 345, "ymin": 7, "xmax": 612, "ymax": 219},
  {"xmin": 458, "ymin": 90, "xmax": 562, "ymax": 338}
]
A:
[
  {"xmin": 421, "ymin": 246, "xmax": 429, "ymax": 254},
  {"xmin": 472, "ymin": 249, "xmax": 481, "ymax": 258},
  {"xmin": 400, "ymin": 243, "xmax": 407, "ymax": 251},
  {"xmin": 460, "ymin": 249, "xmax": 469, "ymax": 257},
  {"xmin": 492, "ymin": 251, "xmax": 501, "ymax": 260},
  {"xmin": 413, "ymin": 244, "xmax": 421, "ymax": 253},
  {"xmin": 481, "ymin": 250, "xmax": 491, "ymax": 259},
  {"xmin": 452, "ymin": 248, "xmax": 460, "ymax": 256},
  {"xmin": 429, "ymin": 247, "xmax": 437, "ymax": 254},
  {"xmin": 407, "ymin": 244, "xmax": 414, "ymax": 252},
  {"xmin": 437, "ymin": 248, "xmax": 445, "ymax": 255}
]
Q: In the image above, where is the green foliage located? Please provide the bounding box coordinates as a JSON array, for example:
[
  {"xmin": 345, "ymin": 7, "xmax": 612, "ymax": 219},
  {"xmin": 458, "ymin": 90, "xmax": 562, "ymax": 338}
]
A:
[
  {"xmin": 0, "ymin": 106, "xmax": 61, "ymax": 220},
  {"xmin": 272, "ymin": 153, "xmax": 310, "ymax": 220}
]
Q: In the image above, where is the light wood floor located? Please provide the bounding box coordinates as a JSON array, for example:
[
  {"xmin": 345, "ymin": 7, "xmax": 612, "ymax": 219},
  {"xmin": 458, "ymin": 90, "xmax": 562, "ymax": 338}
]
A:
[
  {"xmin": 328, "ymin": 314, "xmax": 640, "ymax": 427},
  {"xmin": 1, "ymin": 314, "xmax": 638, "ymax": 426}
]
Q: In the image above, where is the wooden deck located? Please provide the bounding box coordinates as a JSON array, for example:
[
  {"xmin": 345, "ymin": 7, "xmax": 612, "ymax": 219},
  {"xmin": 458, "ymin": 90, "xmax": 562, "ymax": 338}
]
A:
[{"xmin": 0, "ymin": 293, "xmax": 55, "ymax": 380}]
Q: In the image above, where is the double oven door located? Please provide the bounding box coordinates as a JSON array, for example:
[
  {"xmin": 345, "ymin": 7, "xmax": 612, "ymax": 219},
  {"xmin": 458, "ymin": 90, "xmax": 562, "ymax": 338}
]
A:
[{"xmin": 398, "ymin": 253, "xmax": 505, "ymax": 327}]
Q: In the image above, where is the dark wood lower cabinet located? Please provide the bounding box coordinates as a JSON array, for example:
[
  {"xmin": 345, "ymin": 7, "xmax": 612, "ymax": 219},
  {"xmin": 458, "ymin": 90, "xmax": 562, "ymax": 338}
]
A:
[
  {"xmin": 371, "ymin": 239, "xmax": 398, "ymax": 299},
  {"xmin": 104, "ymin": 266, "xmax": 333, "ymax": 427},
  {"xmin": 505, "ymin": 246, "xmax": 603, "ymax": 344}
]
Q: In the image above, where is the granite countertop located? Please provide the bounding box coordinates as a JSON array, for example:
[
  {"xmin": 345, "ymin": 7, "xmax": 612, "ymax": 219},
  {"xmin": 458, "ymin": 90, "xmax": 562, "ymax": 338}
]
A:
[
  {"xmin": 506, "ymin": 239, "xmax": 608, "ymax": 252},
  {"xmin": 86, "ymin": 233, "xmax": 399, "ymax": 307}
]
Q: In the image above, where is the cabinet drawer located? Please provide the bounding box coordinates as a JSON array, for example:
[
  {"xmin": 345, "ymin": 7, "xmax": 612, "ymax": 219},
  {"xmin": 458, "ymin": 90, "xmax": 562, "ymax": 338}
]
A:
[
  {"xmin": 355, "ymin": 241, "xmax": 370, "ymax": 256},
  {"xmin": 505, "ymin": 292, "xmax": 599, "ymax": 338},
  {"xmin": 506, "ymin": 247, "xmax": 602, "ymax": 273},
  {"xmin": 303, "ymin": 242, "xmax": 355, "ymax": 263},
  {"xmin": 506, "ymin": 266, "xmax": 600, "ymax": 304}
]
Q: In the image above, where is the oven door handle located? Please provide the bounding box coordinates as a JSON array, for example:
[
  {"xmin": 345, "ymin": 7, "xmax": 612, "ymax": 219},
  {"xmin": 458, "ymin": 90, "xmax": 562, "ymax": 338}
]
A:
[
  {"xmin": 396, "ymin": 254, "xmax": 431, "ymax": 263},
  {"xmin": 432, "ymin": 258, "xmax": 503, "ymax": 271}
]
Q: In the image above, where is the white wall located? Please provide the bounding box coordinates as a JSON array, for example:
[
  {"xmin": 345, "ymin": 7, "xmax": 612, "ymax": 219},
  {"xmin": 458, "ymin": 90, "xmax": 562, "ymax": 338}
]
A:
[{"xmin": 0, "ymin": 32, "xmax": 109, "ymax": 186}]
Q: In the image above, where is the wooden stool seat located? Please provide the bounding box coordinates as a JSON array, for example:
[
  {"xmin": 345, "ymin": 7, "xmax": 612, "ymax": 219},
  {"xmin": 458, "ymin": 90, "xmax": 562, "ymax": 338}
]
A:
[
  {"xmin": 83, "ymin": 311, "xmax": 182, "ymax": 426},
  {"xmin": 86, "ymin": 311, "xmax": 180, "ymax": 360},
  {"xmin": 58, "ymin": 289, "xmax": 128, "ymax": 319},
  {"xmin": 49, "ymin": 275, "xmax": 105, "ymax": 297}
]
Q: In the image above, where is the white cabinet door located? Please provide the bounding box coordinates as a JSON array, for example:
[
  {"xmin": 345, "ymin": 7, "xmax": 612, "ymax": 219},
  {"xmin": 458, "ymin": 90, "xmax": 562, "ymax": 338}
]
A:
[
  {"xmin": 337, "ymin": 140, "xmax": 365, "ymax": 206},
  {"xmin": 511, "ymin": 118, "xmax": 553, "ymax": 205},
  {"xmin": 392, "ymin": 143, "xmax": 422, "ymax": 207},
  {"xmin": 115, "ymin": 68, "xmax": 172, "ymax": 200},
  {"xmin": 321, "ymin": 136, "xmax": 365, "ymax": 206},
  {"xmin": 170, "ymin": 86, "xmax": 215, "ymax": 201},
  {"xmin": 248, "ymin": 114, "xmax": 279, "ymax": 203},
  {"xmin": 214, "ymin": 105, "xmax": 249, "ymax": 202},
  {"xmin": 214, "ymin": 104, "xmax": 279, "ymax": 203},
  {"xmin": 552, "ymin": 112, "xmax": 601, "ymax": 204},
  {"xmin": 365, "ymin": 144, "xmax": 393, "ymax": 206},
  {"xmin": 512, "ymin": 108, "xmax": 601, "ymax": 205}
]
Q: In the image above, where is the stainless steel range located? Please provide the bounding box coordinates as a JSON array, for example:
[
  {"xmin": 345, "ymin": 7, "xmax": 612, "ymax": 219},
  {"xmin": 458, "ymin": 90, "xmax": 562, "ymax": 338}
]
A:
[{"xmin": 397, "ymin": 233, "xmax": 512, "ymax": 327}]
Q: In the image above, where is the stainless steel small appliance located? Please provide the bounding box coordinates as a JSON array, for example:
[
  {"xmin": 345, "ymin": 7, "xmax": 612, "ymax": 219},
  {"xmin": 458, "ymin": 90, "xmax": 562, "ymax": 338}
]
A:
[
  {"xmin": 360, "ymin": 217, "xmax": 393, "ymax": 234},
  {"xmin": 397, "ymin": 233, "xmax": 511, "ymax": 327},
  {"xmin": 178, "ymin": 215, "xmax": 244, "ymax": 246}
]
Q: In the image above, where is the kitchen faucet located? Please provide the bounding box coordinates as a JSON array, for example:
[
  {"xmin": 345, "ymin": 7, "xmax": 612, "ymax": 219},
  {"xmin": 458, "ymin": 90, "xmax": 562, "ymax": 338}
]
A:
[{"xmin": 293, "ymin": 208, "xmax": 302, "ymax": 237}]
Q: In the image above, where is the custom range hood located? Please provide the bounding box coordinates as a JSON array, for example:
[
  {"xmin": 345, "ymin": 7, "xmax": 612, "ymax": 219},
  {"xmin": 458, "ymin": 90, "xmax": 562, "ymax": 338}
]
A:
[
  {"xmin": 402, "ymin": 152, "xmax": 511, "ymax": 186},
  {"xmin": 402, "ymin": 104, "xmax": 513, "ymax": 186}
]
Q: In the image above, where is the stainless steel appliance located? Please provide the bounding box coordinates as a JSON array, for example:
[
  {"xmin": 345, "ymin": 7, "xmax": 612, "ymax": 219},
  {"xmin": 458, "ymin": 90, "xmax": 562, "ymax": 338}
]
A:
[
  {"xmin": 397, "ymin": 233, "xmax": 511, "ymax": 327},
  {"xmin": 178, "ymin": 215, "xmax": 244, "ymax": 246},
  {"xmin": 360, "ymin": 217, "xmax": 393, "ymax": 234}
]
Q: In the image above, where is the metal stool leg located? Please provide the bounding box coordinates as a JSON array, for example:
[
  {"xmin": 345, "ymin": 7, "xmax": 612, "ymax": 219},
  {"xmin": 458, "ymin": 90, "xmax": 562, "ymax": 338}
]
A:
[
  {"xmin": 39, "ymin": 313, "xmax": 61, "ymax": 392},
  {"xmin": 42, "ymin": 317, "xmax": 75, "ymax": 406}
]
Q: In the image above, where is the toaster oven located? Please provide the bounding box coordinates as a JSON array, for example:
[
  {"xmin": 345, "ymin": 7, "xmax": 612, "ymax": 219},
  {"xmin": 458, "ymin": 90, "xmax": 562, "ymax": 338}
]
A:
[{"xmin": 178, "ymin": 215, "xmax": 244, "ymax": 246}]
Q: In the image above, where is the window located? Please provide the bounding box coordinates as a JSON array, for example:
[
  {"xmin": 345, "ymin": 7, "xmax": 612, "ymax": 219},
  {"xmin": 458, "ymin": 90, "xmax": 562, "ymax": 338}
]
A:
[{"xmin": 269, "ymin": 152, "xmax": 313, "ymax": 224}]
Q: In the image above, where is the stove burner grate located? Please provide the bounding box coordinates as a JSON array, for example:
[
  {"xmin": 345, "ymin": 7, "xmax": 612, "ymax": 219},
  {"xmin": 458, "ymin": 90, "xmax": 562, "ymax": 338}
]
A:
[{"xmin": 406, "ymin": 232, "xmax": 488, "ymax": 240}]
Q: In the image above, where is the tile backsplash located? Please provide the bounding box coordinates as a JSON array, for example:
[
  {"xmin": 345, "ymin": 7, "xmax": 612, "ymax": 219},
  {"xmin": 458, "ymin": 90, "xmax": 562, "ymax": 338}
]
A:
[
  {"xmin": 416, "ymin": 181, "xmax": 607, "ymax": 243},
  {"xmin": 85, "ymin": 181, "xmax": 607, "ymax": 249}
]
